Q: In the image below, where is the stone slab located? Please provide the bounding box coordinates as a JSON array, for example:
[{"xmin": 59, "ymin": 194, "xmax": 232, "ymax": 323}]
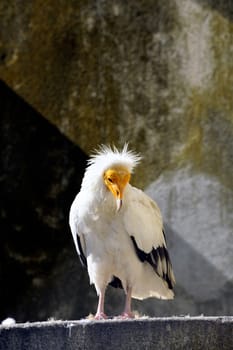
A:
[{"xmin": 0, "ymin": 317, "xmax": 232, "ymax": 350}]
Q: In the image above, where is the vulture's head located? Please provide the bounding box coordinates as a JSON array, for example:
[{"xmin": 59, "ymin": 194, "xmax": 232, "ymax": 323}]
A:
[
  {"xmin": 103, "ymin": 165, "xmax": 131, "ymax": 211},
  {"xmin": 83, "ymin": 144, "xmax": 141, "ymax": 211}
]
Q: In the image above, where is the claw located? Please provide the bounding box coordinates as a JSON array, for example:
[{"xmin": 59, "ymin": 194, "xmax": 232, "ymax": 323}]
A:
[
  {"xmin": 121, "ymin": 311, "xmax": 134, "ymax": 319},
  {"xmin": 94, "ymin": 312, "xmax": 107, "ymax": 320}
]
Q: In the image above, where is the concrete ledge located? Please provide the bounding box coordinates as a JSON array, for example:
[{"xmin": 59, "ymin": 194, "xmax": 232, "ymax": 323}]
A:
[{"xmin": 0, "ymin": 317, "xmax": 232, "ymax": 350}]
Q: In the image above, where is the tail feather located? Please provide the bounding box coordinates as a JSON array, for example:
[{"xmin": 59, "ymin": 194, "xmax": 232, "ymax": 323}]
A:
[{"xmin": 132, "ymin": 263, "xmax": 174, "ymax": 300}]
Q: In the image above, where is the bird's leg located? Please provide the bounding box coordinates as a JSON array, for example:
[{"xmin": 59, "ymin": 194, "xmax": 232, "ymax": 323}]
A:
[
  {"xmin": 121, "ymin": 286, "xmax": 134, "ymax": 319},
  {"xmin": 95, "ymin": 288, "xmax": 107, "ymax": 320}
]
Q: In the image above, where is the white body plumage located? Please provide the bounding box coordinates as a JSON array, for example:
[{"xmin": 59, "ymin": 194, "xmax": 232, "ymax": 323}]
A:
[{"xmin": 69, "ymin": 145, "xmax": 175, "ymax": 318}]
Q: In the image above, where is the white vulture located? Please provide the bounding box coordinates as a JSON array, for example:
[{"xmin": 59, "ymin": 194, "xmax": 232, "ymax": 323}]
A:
[{"xmin": 69, "ymin": 145, "xmax": 175, "ymax": 319}]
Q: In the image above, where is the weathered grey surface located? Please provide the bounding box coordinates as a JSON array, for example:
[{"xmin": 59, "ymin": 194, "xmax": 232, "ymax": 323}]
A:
[
  {"xmin": 0, "ymin": 317, "xmax": 232, "ymax": 350},
  {"xmin": 0, "ymin": 0, "xmax": 232, "ymax": 187},
  {"xmin": 144, "ymin": 167, "xmax": 233, "ymax": 316},
  {"xmin": 0, "ymin": 0, "xmax": 233, "ymax": 323}
]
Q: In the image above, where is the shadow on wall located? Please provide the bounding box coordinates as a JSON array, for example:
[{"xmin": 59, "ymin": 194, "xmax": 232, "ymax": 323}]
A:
[
  {"xmin": 133, "ymin": 223, "xmax": 233, "ymax": 317},
  {"xmin": 0, "ymin": 80, "xmax": 94, "ymax": 322},
  {"xmin": 194, "ymin": 0, "xmax": 233, "ymax": 21},
  {"xmin": 1, "ymin": 80, "xmax": 232, "ymax": 322},
  {"xmin": 167, "ymin": 224, "xmax": 233, "ymax": 316}
]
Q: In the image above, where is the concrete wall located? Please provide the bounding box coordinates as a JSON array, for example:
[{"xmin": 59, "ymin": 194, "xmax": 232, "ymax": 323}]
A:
[
  {"xmin": 0, "ymin": 1, "xmax": 233, "ymax": 321},
  {"xmin": 0, "ymin": 317, "xmax": 232, "ymax": 350},
  {"xmin": 0, "ymin": 0, "xmax": 232, "ymax": 186}
]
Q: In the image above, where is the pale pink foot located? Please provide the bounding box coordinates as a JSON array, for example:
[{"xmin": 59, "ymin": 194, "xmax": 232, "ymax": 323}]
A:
[
  {"xmin": 95, "ymin": 288, "xmax": 107, "ymax": 320},
  {"xmin": 120, "ymin": 286, "xmax": 133, "ymax": 319},
  {"xmin": 121, "ymin": 311, "xmax": 134, "ymax": 319},
  {"xmin": 94, "ymin": 312, "xmax": 107, "ymax": 320}
]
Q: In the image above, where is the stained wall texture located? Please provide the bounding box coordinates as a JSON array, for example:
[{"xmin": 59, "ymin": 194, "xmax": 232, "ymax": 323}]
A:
[
  {"xmin": 0, "ymin": 1, "xmax": 232, "ymax": 321},
  {"xmin": 1, "ymin": 317, "xmax": 233, "ymax": 350}
]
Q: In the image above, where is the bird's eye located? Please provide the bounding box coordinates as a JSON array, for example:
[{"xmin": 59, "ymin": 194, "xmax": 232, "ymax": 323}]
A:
[{"xmin": 108, "ymin": 177, "xmax": 113, "ymax": 183}]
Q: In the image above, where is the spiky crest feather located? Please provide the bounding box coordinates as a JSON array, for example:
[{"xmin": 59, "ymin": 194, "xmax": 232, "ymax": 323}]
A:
[
  {"xmin": 85, "ymin": 144, "xmax": 141, "ymax": 178},
  {"xmin": 80, "ymin": 144, "xmax": 141, "ymax": 192}
]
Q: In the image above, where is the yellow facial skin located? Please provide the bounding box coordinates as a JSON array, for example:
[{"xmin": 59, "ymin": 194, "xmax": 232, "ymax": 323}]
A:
[{"xmin": 103, "ymin": 166, "xmax": 131, "ymax": 210}]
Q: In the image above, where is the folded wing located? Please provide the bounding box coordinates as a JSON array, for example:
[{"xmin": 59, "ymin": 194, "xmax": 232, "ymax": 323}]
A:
[
  {"xmin": 123, "ymin": 186, "xmax": 175, "ymax": 290},
  {"xmin": 69, "ymin": 194, "xmax": 87, "ymax": 268}
]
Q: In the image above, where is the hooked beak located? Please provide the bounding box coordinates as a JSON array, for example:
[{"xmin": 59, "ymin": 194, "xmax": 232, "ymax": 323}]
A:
[{"xmin": 116, "ymin": 198, "xmax": 122, "ymax": 212}]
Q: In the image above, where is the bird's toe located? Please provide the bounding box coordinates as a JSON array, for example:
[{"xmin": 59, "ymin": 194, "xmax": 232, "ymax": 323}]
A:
[
  {"xmin": 120, "ymin": 311, "xmax": 134, "ymax": 319},
  {"xmin": 94, "ymin": 312, "xmax": 108, "ymax": 320}
]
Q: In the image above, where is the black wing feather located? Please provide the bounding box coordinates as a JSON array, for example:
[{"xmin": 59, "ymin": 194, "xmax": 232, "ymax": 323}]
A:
[
  {"xmin": 76, "ymin": 234, "xmax": 87, "ymax": 268},
  {"xmin": 130, "ymin": 234, "xmax": 175, "ymax": 290},
  {"xmin": 109, "ymin": 276, "xmax": 123, "ymax": 289}
]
